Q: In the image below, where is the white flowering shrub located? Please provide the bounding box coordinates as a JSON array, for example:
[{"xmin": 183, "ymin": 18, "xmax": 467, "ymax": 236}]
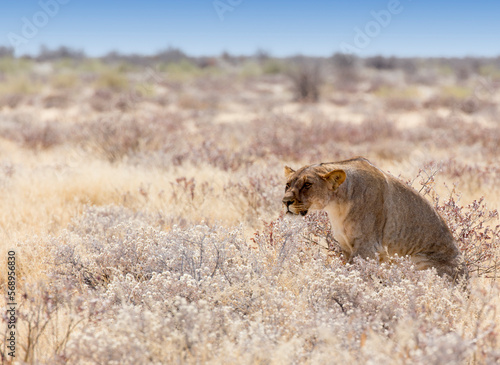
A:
[{"xmin": 21, "ymin": 206, "xmax": 493, "ymax": 364}]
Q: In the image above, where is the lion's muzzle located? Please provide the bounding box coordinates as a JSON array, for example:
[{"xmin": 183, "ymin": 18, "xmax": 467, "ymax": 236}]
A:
[{"xmin": 282, "ymin": 196, "xmax": 308, "ymax": 216}]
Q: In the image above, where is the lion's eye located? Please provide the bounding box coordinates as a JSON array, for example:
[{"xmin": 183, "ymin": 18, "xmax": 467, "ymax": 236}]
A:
[
  {"xmin": 285, "ymin": 183, "xmax": 291, "ymax": 191},
  {"xmin": 303, "ymin": 182, "xmax": 312, "ymax": 190}
]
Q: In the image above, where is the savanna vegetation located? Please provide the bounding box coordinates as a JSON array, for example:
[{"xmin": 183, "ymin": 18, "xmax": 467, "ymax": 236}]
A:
[{"xmin": 1, "ymin": 46, "xmax": 500, "ymax": 364}]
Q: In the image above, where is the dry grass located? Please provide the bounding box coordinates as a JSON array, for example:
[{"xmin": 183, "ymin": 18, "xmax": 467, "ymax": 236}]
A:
[{"xmin": 0, "ymin": 55, "xmax": 499, "ymax": 364}]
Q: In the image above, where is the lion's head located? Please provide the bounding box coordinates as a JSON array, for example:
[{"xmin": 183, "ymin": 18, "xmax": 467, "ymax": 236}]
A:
[{"xmin": 282, "ymin": 164, "xmax": 346, "ymax": 216}]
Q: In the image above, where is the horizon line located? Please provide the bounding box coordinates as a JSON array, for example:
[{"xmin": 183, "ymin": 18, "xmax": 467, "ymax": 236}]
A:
[{"xmin": 3, "ymin": 45, "xmax": 500, "ymax": 60}]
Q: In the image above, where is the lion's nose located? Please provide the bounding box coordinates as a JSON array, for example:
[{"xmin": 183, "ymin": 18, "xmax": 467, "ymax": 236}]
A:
[{"xmin": 282, "ymin": 198, "xmax": 294, "ymax": 207}]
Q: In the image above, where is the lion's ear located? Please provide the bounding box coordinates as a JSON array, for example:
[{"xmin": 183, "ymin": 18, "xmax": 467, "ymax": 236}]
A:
[
  {"xmin": 284, "ymin": 166, "xmax": 295, "ymax": 178},
  {"xmin": 321, "ymin": 169, "xmax": 346, "ymax": 190}
]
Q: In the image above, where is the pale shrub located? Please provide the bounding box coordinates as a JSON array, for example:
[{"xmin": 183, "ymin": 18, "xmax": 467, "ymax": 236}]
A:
[{"xmin": 36, "ymin": 206, "xmax": 499, "ymax": 364}]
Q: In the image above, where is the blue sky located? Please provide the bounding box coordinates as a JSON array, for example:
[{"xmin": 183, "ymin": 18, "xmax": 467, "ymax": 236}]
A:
[{"xmin": 1, "ymin": 0, "xmax": 499, "ymax": 57}]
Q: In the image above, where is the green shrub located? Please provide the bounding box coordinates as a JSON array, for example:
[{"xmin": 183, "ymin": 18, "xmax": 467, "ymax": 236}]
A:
[{"xmin": 95, "ymin": 68, "xmax": 129, "ymax": 91}]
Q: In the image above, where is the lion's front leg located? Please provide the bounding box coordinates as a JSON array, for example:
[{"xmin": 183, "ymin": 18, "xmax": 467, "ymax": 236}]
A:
[
  {"xmin": 339, "ymin": 247, "xmax": 352, "ymax": 263},
  {"xmin": 349, "ymin": 237, "xmax": 383, "ymax": 262}
]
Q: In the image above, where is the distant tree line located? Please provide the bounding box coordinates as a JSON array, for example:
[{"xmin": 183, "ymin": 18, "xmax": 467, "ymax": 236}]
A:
[
  {"xmin": 1, "ymin": 44, "xmax": 498, "ymax": 72},
  {"xmin": 1, "ymin": 44, "xmax": 499, "ymax": 103}
]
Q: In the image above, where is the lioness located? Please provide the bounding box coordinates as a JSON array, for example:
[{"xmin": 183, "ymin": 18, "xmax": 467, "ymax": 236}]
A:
[{"xmin": 282, "ymin": 157, "xmax": 466, "ymax": 281}]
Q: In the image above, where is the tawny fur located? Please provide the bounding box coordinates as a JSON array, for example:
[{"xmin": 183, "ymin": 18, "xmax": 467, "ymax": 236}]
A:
[{"xmin": 282, "ymin": 157, "xmax": 467, "ymax": 281}]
